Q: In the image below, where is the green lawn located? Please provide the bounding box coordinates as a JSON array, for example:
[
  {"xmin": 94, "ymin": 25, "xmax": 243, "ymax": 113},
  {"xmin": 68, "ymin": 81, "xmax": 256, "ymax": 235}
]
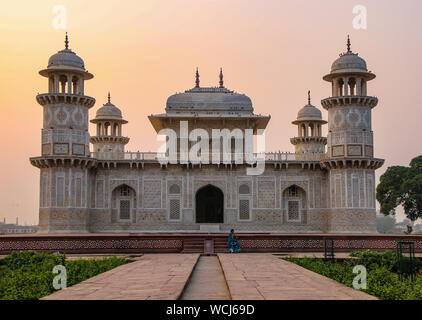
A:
[
  {"xmin": 0, "ymin": 251, "xmax": 132, "ymax": 300},
  {"xmin": 284, "ymin": 250, "xmax": 422, "ymax": 300}
]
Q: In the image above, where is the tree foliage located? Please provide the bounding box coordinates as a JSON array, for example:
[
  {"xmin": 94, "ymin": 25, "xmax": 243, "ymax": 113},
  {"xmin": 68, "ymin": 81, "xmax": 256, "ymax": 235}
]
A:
[{"xmin": 377, "ymin": 155, "xmax": 422, "ymax": 221}]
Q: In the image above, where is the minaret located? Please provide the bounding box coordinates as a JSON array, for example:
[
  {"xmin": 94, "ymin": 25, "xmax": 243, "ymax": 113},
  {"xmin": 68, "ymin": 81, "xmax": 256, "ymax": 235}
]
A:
[
  {"xmin": 290, "ymin": 90, "xmax": 327, "ymax": 160},
  {"xmin": 30, "ymin": 34, "xmax": 96, "ymax": 233},
  {"xmin": 90, "ymin": 93, "xmax": 129, "ymax": 159},
  {"xmin": 321, "ymin": 36, "xmax": 384, "ymax": 233}
]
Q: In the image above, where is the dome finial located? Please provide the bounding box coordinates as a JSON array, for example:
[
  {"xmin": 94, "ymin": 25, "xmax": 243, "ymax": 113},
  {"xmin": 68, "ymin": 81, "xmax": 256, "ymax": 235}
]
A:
[
  {"xmin": 308, "ymin": 90, "xmax": 311, "ymax": 105},
  {"xmin": 219, "ymin": 68, "xmax": 224, "ymax": 88},
  {"xmin": 347, "ymin": 35, "xmax": 351, "ymax": 53},
  {"xmin": 107, "ymin": 92, "xmax": 111, "ymax": 104},
  {"xmin": 64, "ymin": 32, "xmax": 70, "ymax": 50},
  {"xmin": 195, "ymin": 68, "xmax": 200, "ymax": 88},
  {"xmin": 65, "ymin": 32, "xmax": 69, "ymax": 50}
]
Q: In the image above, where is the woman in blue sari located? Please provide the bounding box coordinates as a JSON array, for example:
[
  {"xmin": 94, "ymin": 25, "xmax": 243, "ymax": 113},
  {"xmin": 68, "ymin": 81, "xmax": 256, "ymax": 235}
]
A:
[{"xmin": 228, "ymin": 229, "xmax": 241, "ymax": 253}]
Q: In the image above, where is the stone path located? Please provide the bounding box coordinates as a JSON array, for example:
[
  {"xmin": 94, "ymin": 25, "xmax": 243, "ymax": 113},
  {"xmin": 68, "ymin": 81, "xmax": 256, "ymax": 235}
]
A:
[
  {"xmin": 218, "ymin": 253, "xmax": 377, "ymax": 300},
  {"xmin": 180, "ymin": 256, "xmax": 231, "ymax": 300},
  {"xmin": 43, "ymin": 253, "xmax": 376, "ymax": 300},
  {"xmin": 43, "ymin": 254, "xmax": 199, "ymax": 300}
]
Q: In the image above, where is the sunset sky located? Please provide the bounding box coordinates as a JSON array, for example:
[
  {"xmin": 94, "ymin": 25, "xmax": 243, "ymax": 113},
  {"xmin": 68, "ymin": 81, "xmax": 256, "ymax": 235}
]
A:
[{"xmin": 0, "ymin": 0, "xmax": 421, "ymax": 225}]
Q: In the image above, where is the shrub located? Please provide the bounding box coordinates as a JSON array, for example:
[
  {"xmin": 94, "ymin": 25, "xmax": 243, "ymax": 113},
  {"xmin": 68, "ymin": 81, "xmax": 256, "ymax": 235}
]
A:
[
  {"xmin": 0, "ymin": 251, "xmax": 131, "ymax": 300},
  {"xmin": 350, "ymin": 250, "xmax": 422, "ymax": 273},
  {"xmin": 285, "ymin": 251, "xmax": 422, "ymax": 300}
]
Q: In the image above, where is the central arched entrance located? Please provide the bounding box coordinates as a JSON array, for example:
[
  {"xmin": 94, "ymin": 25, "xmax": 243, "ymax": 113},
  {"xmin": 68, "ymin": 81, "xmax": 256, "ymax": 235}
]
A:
[{"xmin": 196, "ymin": 185, "xmax": 224, "ymax": 223}]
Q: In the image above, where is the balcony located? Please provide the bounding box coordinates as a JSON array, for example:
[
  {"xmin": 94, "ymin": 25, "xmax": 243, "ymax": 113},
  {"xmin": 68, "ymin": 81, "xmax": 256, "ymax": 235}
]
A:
[
  {"xmin": 321, "ymin": 95, "xmax": 378, "ymax": 109},
  {"xmin": 36, "ymin": 93, "xmax": 96, "ymax": 108}
]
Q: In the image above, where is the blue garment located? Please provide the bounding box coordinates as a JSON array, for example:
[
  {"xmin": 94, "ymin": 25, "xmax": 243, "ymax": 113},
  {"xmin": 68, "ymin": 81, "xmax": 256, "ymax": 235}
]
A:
[{"xmin": 228, "ymin": 232, "xmax": 241, "ymax": 252}]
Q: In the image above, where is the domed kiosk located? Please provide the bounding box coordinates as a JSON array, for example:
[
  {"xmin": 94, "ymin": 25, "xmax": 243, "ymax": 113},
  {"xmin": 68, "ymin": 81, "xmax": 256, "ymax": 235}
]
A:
[
  {"xmin": 90, "ymin": 93, "xmax": 129, "ymax": 159},
  {"xmin": 290, "ymin": 91, "xmax": 327, "ymax": 160}
]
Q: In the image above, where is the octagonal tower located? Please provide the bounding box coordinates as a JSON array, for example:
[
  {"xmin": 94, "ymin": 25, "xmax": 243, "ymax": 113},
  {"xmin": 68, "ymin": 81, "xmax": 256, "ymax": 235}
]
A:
[
  {"xmin": 321, "ymin": 36, "xmax": 384, "ymax": 233},
  {"xmin": 30, "ymin": 34, "xmax": 96, "ymax": 233}
]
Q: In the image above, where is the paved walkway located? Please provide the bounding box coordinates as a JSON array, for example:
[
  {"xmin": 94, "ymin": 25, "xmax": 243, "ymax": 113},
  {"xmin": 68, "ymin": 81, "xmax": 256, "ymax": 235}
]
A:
[
  {"xmin": 180, "ymin": 256, "xmax": 231, "ymax": 300},
  {"xmin": 43, "ymin": 254, "xmax": 199, "ymax": 300},
  {"xmin": 218, "ymin": 253, "xmax": 376, "ymax": 300},
  {"xmin": 43, "ymin": 253, "xmax": 376, "ymax": 300}
]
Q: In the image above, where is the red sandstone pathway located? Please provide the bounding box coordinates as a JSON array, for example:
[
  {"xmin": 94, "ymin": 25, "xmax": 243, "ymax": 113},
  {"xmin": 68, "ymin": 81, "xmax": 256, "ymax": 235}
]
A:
[
  {"xmin": 43, "ymin": 254, "xmax": 199, "ymax": 300},
  {"xmin": 43, "ymin": 253, "xmax": 377, "ymax": 300},
  {"xmin": 218, "ymin": 253, "xmax": 377, "ymax": 300}
]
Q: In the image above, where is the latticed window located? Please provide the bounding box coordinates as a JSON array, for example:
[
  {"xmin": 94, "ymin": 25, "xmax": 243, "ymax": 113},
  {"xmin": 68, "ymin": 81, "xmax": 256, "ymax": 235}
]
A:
[
  {"xmin": 239, "ymin": 184, "xmax": 250, "ymax": 195},
  {"xmin": 120, "ymin": 185, "xmax": 130, "ymax": 197},
  {"xmin": 239, "ymin": 199, "xmax": 250, "ymax": 220},
  {"xmin": 287, "ymin": 200, "xmax": 300, "ymax": 221},
  {"xmin": 169, "ymin": 199, "xmax": 181, "ymax": 220},
  {"xmin": 119, "ymin": 200, "xmax": 130, "ymax": 220},
  {"xmin": 288, "ymin": 186, "xmax": 298, "ymax": 197}
]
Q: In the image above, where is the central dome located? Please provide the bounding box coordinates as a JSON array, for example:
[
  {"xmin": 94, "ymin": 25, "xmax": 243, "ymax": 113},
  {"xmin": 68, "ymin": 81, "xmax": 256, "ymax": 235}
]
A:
[{"xmin": 166, "ymin": 87, "xmax": 253, "ymax": 113}]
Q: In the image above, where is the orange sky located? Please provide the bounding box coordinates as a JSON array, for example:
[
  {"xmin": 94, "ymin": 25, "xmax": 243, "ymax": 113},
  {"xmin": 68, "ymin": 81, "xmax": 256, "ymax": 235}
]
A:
[{"xmin": 0, "ymin": 0, "xmax": 421, "ymax": 225}]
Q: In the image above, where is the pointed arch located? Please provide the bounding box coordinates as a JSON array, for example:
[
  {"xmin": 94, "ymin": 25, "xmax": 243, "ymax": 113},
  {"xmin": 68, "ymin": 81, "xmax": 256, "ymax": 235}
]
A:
[
  {"xmin": 195, "ymin": 184, "xmax": 224, "ymax": 223},
  {"xmin": 111, "ymin": 184, "xmax": 136, "ymax": 221},
  {"xmin": 282, "ymin": 184, "xmax": 307, "ymax": 223}
]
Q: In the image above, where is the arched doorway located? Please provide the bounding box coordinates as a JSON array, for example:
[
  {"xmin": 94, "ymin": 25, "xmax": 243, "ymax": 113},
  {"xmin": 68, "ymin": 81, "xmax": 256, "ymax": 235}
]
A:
[{"xmin": 196, "ymin": 185, "xmax": 224, "ymax": 223}]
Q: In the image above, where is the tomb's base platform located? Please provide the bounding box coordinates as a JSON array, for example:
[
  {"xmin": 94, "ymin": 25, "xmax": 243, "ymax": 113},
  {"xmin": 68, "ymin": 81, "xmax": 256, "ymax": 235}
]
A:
[{"xmin": 1, "ymin": 233, "xmax": 422, "ymax": 254}]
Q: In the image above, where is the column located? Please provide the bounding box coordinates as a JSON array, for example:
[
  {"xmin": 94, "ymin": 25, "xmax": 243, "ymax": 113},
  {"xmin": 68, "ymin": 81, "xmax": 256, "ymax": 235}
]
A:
[
  {"xmin": 54, "ymin": 75, "xmax": 59, "ymax": 93},
  {"xmin": 67, "ymin": 74, "xmax": 72, "ymax": 94},
  {"xmin": 357, "ymin": 78, "xmax": 362, "ymax": 96},
  {"xmin": 344, "ymin": 77, "xmax": 349, "ymax": 96}
]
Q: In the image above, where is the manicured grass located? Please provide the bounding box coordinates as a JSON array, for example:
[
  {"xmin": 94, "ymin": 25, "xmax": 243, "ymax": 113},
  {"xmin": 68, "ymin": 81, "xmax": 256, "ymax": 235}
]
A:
[
  {"xmin": 0, "ymin": 251, "xmax": 132, "ymax": 300},
  {"xmin": 284, "ymin": 250, "xmax": 422, "ymax": 300}
]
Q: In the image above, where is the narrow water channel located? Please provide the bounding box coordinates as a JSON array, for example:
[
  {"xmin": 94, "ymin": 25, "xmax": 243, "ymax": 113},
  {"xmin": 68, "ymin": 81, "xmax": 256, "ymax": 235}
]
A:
[{"xmin": 180, "ymin": 256, "xmax": 231, "ymax": 300}]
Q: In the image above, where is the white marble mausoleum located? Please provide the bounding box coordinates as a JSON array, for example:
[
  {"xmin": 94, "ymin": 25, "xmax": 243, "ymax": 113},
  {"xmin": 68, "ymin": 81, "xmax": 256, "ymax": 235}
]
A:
[{"xmin": 30, "ymin": 35, "xmax": 384, "ymax": 234}]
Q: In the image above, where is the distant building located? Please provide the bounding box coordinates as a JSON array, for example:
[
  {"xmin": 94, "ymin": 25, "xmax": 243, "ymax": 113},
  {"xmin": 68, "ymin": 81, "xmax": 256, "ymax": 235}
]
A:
[
  {"xmin": 0, "ymin": 218, "xmax": 38, "ymax": 234},
  {"xmin": 376, "ymin": 212, "xmax": 395, "ymax": 234}
]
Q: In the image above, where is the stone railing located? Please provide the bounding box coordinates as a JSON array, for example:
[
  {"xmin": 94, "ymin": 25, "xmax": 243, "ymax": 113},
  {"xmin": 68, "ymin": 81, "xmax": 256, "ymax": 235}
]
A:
[{"xmin": 90, "ymin": 151, "xmax": 325, "ymax": 162}]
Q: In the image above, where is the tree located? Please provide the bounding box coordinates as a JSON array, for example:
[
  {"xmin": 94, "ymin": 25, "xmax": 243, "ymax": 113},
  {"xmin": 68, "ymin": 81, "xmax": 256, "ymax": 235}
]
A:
[{"xmin": 377, "ymin": 155, "xmax": 422, "ymax": 222}]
